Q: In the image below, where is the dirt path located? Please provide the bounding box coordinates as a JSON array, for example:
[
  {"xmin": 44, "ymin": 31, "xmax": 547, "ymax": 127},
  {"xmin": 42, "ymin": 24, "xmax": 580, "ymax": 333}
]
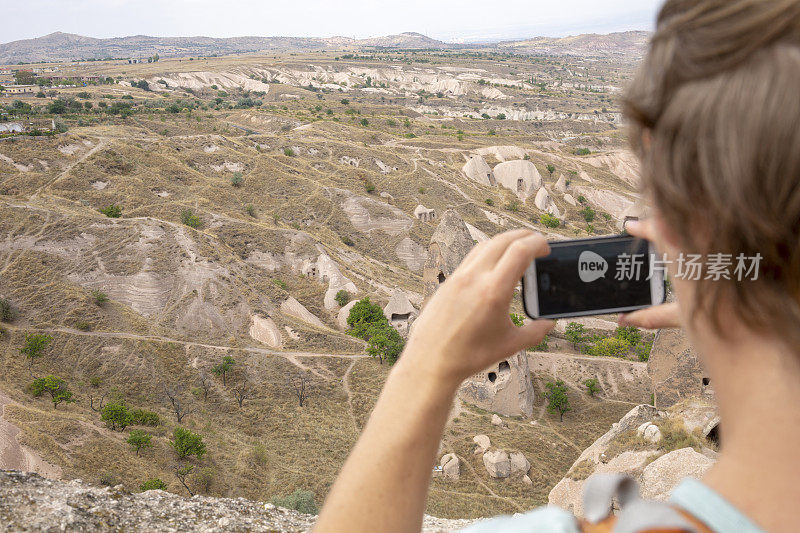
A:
[
  {"xmin": 0, "ymin": 390, "xmax": 62, "ymax": 479},
  {"xmin": 33, "ymin": 138, "xmax": 108, "ymax": 197},
  {"xmin": 3, "ymin": 324, "xmax": 368, "ymax": 361},
  {"xmin": 341, "ymin": 360, "xmax": 360, "ymax": 434}
]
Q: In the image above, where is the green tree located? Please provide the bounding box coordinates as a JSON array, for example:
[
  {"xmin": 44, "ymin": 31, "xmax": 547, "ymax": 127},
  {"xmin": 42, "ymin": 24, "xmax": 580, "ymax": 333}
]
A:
[
  {"xmin": 271, "ymin": 489, "xmax": 319, "ymax": 514},
  {"xmin": 30, "ymin": 375, "xmax": 74, "ymax": 409},
  {"xmin": 580, "ymin": 206, "xmax": 596, "ymax": 223},
  {"xmin": 172, "ymin": 427, "xmax": 206, "ymax": 459},
  {"xmin": 127, "ymin": 429, "xmax": 153, "ymax": 456},
  {"xmin": 211, "ymin": 355, "xmax": 235, "ymax": 386},
  {"xmin": 21, "ymin": 333, "xmax": 52, "ymax": 371},
  {"xmin": 544, "ymin": 379, "xmax": 571, "ymax": 422},
  {"xmin": 334, "ymin": 290, "xmax": 351, "ymax": 307},
  {"xmin": 101, "ymin": 401, "xmax": 132, "ymax": 431},
  {"xmin": 47, "ymin": 99, "xmax": 67, "ymax": 114},
  {"xmin": 14, "ymin": 71, "xmax": 35, "ymax": 85},
  {"xmin": 365, "ymin": 323, "xmax": 404, "ymax": 365},
  {"xmin": 564, "ymin": 322, "xmax": 587, "ymax": 349},
  {"xmin": 346, "ymin": 297, "xmax": 386, "ymax": 339},
  {"xmin": 584, "ymin": 378, "xmax": 600, "ymax": 397},
  {"xmin": 140, "ymin": 478, "xmax": 167, "ymax": 491}
]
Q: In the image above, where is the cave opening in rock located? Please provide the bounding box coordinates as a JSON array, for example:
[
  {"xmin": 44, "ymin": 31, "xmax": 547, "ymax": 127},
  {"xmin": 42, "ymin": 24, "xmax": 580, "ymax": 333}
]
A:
[
  {"xmin": 706, "ymin": 423, "xmax": 720, "ymax": 446},
  {"xmin": 702, "ymin": 377, "xmax": 711, "ymax": 386},
  {"xmin": 498, "ymin": 361, "xmax": 510, "ymax": 373},
  {"xmin": 488, "ymin": 372, "xmax": 497, "ymax": 383},
  {"xmin": 391, "ymin": 312, "xmax": 410, "ymax": 322},
  {"xmin": 438, "ymin": 272, "xmax": 446, "ymax": 284}
]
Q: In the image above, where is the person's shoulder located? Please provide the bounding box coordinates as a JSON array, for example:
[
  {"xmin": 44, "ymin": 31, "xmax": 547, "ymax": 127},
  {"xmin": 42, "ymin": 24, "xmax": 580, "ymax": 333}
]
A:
[{"xmin": 458, "ymin": 505, "xmax": 580, "ymax": 533}]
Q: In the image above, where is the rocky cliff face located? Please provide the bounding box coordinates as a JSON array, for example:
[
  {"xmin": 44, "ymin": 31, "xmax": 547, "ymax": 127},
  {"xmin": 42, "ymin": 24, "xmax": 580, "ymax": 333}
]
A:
[{"xmin": 0, "ymin": 470, "xmax": 474, "ymax": 532}]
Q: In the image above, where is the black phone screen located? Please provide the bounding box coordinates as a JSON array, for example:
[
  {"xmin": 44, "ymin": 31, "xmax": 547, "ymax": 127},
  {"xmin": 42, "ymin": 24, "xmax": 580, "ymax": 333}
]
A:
[{"xmin": 531, "ymin": 235, "xmax": 654, "ymax": 318}]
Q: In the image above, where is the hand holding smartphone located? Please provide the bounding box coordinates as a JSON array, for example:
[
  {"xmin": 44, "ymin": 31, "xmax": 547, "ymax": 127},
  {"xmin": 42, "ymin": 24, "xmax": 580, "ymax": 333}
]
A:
[{"xmin": 522, "ymin": 234, "xmax": 666, "ymax": 320}]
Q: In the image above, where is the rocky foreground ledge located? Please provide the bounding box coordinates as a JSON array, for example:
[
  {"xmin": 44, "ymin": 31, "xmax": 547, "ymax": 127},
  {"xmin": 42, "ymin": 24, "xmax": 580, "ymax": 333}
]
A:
[{"xmin": 0, "ymin": 470, "xmax": 475, "ymax": 532}]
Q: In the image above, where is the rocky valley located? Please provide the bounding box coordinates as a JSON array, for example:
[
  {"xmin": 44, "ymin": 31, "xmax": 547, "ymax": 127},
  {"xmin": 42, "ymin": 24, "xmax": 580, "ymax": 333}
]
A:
[{"xmin": 0, "ymin": 31, "xmax": 718, "ymax": 530}]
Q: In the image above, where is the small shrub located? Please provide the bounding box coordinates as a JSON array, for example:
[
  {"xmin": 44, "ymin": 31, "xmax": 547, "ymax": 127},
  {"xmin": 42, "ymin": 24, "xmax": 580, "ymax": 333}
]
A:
[
  {"xmin": 577, "ymin": 195, "xmax": 587, "ymax": 204},
  {"xmin": 364, "ymin": 181, "xmax": 376, "ymax": 193},
  {"xmin": 102, "ymin": 402, "xmax": 132, "ymax": 431},
  {"xmin": 584, "ymin": 378, "xmax": 600, "ymax": 397},
  {"xmin": 509, "ymin": 313, "xmax": 525, "ymax": 327},
  {"xmin": 283, "ymin": 147, "xmax": 295, "ymax": 157},
  {"xmin": 99, "ymin": 473, "xmax": 119, "ymax": 487},
  {"xmin": 0, "ymin": 298, "xmax": 14, "ymax": 322},
  {"xmin": 130, "ymin": 408, "xmax": 160, "ymax": 426},
  {"xmin": 614, "ymin": 326, "xmax": 642, "ymax": 346},
  {"xmin": 273, "ymin": 279, "xmax": 288, "ymax": 290},
  {"xmin": 91, "ymin": 289, "xmax": 108, "ymax": 305},
  {"xmin": 140, "ymin": 479, "xmax": 167, "ymax": 491},
  {"xmin": 89, "ymin": 376, "xmax": 103, "ymax": 388},
  {"xmin": 334, "ymin": 290, "xmax": 351, "ymax": 307},
  {"xmin": 484, "ymin": 198, "xmax": 495, "ymax": 207},
  {"xmin": 540, "ymin": 213, "xmax": 560, "ymax": 228},
  {"xmin": 230, "ymin": 172, "xmax": 243, "ymax": 187},
  {"xmin": 245, "ymin": 204, "xmax": 257, "ymax": 217},
  {"xmin": 505, "ymin": 199, "xmax": 521, "ymax": 212},
  {"xmin": 636, "ymin": 341, "xmax": 653, "ymax": 362},
  {"xmin": 271, "ymin": 489, "xmax": 319, "ymax": 515},
  {"xmin": 546, "ymin": 164, "xmax": 555, "ymax": 176},
  {"xmin": 575, "ymin": 147, "xmax": 591, "ymax": 156},
  {"xmin": 75, "ymin": 320, "xmax": 91, "ymax": 331},
  {"xmin": 564, "ymin": 322, "xmax": 587, "ymax": 349},
  {"xmin": 181, "ymin": 209, "xmax": 201, "ymax": 228},
  {"xmin": 418, "ymin": 187, "xmax": 426, "ymax": 194},
  {"xmin": 359, "ymin": 118, "xmax": 369, "ymax": 126},
  {"xmin": 99, "ymin": 204, "xmax": 122, "ymax": 218},
  {"xmin": 341, "ymin": 235, "xmax": 355, "ymax": 247},
  {"xmin": 531, "ymin": 336, "xmax": 549, "ymax": 351},
  {"xmin": 587, "ymin": 337, "xmax": 631, "ymax": 358}
]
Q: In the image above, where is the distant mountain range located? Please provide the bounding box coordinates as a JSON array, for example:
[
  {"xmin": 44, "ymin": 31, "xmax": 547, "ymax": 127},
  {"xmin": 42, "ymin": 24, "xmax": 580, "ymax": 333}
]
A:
[{"xmin": 0, "ymin": 31, "xmax": 650, "ymax": 64}]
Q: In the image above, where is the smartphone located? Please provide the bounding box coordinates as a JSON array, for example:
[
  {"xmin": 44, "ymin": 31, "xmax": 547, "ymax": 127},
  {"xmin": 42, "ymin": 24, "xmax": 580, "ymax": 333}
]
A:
[{"xmin": 522, "ymin": 234, "xmax": 666, "ymax": 320}]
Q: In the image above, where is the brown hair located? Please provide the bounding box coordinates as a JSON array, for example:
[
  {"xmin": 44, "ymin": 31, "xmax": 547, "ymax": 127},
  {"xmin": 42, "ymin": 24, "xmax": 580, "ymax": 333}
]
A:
[{"xmin": 625, "ymin": 0, "xmax": 800, "ymax": 344}]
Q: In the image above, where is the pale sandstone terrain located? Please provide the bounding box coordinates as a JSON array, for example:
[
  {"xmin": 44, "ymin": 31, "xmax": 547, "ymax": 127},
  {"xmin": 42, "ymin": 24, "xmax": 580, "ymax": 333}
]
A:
[{"xmin": 0, "ymin": 35, "xmax": 716, "ymax": 527}]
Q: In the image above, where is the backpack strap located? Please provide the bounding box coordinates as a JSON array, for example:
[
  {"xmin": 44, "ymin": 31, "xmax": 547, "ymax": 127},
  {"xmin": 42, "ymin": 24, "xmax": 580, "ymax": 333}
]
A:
[{"xmin": 579, "ymin": 474, "xmax": 715, "ymax": 533}]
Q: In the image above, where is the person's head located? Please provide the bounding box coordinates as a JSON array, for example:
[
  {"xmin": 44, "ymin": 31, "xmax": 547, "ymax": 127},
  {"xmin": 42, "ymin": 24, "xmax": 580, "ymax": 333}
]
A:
[{"xmin": 625, "ymin": 0, "xmax": 800, "ymax": 349}]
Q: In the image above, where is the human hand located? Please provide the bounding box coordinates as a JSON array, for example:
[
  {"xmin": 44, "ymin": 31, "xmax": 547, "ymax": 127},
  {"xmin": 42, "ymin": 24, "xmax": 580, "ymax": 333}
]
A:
[
  {"xmin": 399, "ymin": 229, "xmax": 555, "ymax": 389},
  {"xmin": 618, "ymin": 219, "xmax": 682, "ymax": 330}
]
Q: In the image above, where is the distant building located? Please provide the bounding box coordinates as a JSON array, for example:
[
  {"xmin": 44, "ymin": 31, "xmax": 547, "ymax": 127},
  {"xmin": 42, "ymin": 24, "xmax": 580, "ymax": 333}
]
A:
[
  {"xmin": 2, "ymin": 85, "xmax": 36, "ymax": 95},
  {"xmin": 0, "ymin": 69, "xmax": 12, "ymax": 75}
]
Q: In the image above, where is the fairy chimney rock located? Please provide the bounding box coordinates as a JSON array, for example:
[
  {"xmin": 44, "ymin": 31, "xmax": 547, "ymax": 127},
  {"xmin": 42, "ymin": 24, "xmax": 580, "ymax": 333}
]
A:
[
  {"xmin": 423, "ymin": 210, "xmax": 474, "ymax": 300},
  {"xmin": 383, "ymin": 291, "xmax": 418, "ymax": 336},
  {"xmin": 493, "ymin": 160, "xmax": 543, "ymax": 199},
  {"xmin": 462, "ymin": 154, "xmax": 495, "ymax": 187},
  {"xmin": 555, "ymin": 174, "xmax": 568, "ymax": 193}
]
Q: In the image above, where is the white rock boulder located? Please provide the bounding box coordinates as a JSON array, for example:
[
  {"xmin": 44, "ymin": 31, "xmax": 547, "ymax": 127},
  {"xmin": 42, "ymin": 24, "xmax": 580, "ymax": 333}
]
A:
[
  {"xmin": 336, "ymin": 301, "xmax": 357, "ymax": 330},
  {"xmin": 473, "ymin": 435, "xmax": 491, "ymax": 455},
  {"xmin": 483, "ymin": 449, "xmax": 510, "ymax": 479},
  {"xmin": 440, "ymin": 453, "xmax": 460, "ymax": 480},
  {"xmin": 509, "ymin": 452, "xmax": 530, "ymax": 477},
  {"xmin": 641, "ymin": 448, "xmax": 714, "ymax": 501}
]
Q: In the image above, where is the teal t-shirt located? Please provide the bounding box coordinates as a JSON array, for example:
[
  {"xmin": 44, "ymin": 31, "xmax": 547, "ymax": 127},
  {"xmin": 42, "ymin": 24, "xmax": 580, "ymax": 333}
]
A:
[{"xmin": 459, "ymin": 478, "xmax": 765, "ymax": 533}]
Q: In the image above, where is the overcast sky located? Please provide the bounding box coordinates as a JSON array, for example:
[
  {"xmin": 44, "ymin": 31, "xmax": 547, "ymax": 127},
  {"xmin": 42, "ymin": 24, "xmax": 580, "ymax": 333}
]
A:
[{"xmin": 3, "ymin": 0, "xmax": 662, "ymax": 44}]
